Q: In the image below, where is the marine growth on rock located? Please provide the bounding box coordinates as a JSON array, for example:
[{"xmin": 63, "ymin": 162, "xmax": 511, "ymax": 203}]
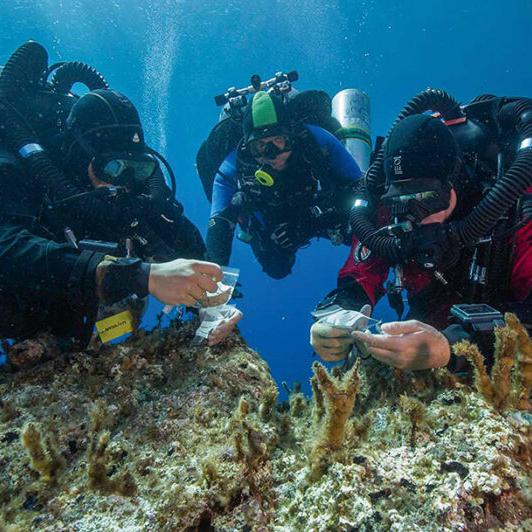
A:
[{"xmin": 0, "ymin": 316, "xmax": 530, "ymax": 531}]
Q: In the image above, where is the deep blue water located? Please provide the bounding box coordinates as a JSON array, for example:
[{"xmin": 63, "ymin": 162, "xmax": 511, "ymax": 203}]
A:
[{"xmin": 1, "ymin": 0, "xmax": 531, "ymax": 394}]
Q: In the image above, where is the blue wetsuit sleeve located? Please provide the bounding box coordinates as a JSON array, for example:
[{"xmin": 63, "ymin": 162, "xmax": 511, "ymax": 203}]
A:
[
  {"xmin": 305, "ymin": 124, "xmax": 363, "ymax": 183},
  {"xmin": 210, "ymin": 151, "xmax": 238, "ymax": 218}
]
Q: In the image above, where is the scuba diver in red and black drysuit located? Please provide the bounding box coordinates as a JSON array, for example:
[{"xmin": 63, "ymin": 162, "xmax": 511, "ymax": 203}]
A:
[
  {"xmin": 0, "ymin": 41, "xmax": 240, "ymax": 353},
  {"xmin": 202, "ymin": 89, "xmax": 363, "ymax": 279},
  {"xmin": 311, "ymin": 90, "xmax": 531, "ymax": 371}
]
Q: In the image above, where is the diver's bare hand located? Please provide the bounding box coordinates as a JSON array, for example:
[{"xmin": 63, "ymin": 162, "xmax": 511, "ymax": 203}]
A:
[
  {"xmin": 352, "ymin": 320, "xmax": 450, "ymax": 370},
  {"xmin": 310, "ymin": 304, "xmax": 372, "ymax": 362},
  {"xmin": 148, "ymin": 259, "xmax": 222, "ymax": 307},
  {"xmin": 310, "ymin": 322, "xmax": 353, "ymax": 362},
  {"xmin": 208, "ymin": 308, "xmax": 243, "ymax": 346}
]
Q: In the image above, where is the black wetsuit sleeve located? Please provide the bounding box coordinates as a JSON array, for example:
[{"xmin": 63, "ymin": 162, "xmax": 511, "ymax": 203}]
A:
[
  {"xmin": 205, "ymin": 152, "xmax": 239, "ymax": 266},
  {"xmin": 0, "ymin": 221, "xmax": 105, "ymax": 301},
  {"xmin": 205, "ymin": 213, "xmax": 237, "ymax": 266},
  {"xmin": 314, "ymin": 276, "xmax": 372, "ymax": 314}
]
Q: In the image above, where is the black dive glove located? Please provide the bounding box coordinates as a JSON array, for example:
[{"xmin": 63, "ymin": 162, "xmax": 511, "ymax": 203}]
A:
[
  {"xmin": 314, "ymin": 277, "xmax": 372, "ymax": 314},
  {"xmin": 270, "ymin": 222, "xmax": 309, "ymax": 250},
  {"xmin": 95, "ymin": 256, "xmax": 151, "ymax": 305}
]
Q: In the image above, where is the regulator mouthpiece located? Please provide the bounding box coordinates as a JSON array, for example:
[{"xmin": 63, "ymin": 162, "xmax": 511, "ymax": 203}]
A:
[{"xmin": 255, "ymin": 168, "xmax": 275, "ymax": 187}]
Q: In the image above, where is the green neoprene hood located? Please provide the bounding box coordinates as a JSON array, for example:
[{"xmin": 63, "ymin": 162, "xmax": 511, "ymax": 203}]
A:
[{"xmin": 251, "ymin": 92, "xmax": 279, "ymax": 128}]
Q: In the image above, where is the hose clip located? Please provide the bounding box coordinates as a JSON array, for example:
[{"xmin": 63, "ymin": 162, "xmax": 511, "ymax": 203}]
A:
[
  {"xmin": 309, "ymin": 205, "xmax": 323, "ymax": 218},
  {"xmin": 353, "ymin": 198, "xmax": 369, "ymax": 208},
  {"xmin": 518, "ymin": 137, "xmax": 532, "ymax": 151},
  {"xmin": 19, "ymin": 143, "xmax": 44, "ymax": 158}
]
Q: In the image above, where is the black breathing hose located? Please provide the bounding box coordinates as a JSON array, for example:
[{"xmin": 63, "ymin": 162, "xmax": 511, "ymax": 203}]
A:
[
  {"xmin": 350, "ymin": 88, "xmax": 463, "ymax": 262},
  {"xmin": 0, "ymin": 42, "xmax": 79, "ymax": 201},
  {"xmin": 0, "ymin": 42, "xmax": 100, "ymax": 217},
  {"xmin": 469, "ymin": 94, "xmax": 497, "ymax": 104},
  {"xmin": 0, "ymin": 41, "xmax": 48, "ymax": 99},
  {"xmin": 483, "ymin": 220, "xmax": 511, "ymax": 304},
  {"xmin": 0, "ymin": 99, "xmax": 130, "ymax": 229},
  {"xmin": 50, "ymin": 61, "xmax": 109, "ymax": 93},
  {"xmin": 453, "ymin": 98, "xmax": 532, "ymax": 244},
  {"xmin": 0, "ymin": 99, "xmax": 75, "ymax": 197},
  {"xmin": 147, "ymin": 147, "xmax": 177, "ymax": 199}
]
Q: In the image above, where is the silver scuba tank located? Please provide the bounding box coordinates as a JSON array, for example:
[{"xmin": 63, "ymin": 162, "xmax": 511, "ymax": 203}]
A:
[{"xmin": 332, "ymin": 89, "xmax": 372, "ymax": 172}]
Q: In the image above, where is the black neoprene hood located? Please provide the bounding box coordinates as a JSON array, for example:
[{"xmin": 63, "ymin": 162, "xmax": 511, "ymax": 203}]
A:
[
  {"xmin": 383, "ymin": 114, "xmax": 459, "ymax": 189},
  {"xmin": 63, "ymin": 89, "xmax": 146, "ymax": 157}
]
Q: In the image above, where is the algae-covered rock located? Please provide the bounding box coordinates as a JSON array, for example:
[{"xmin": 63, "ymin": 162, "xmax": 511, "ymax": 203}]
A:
[
  {"xmin": 0, "ymin": 322, "xmax": 277, "ymax": 530},
  {"xmin": 0, "ymin": 316, "xmax": 531, "ymax": 531}
]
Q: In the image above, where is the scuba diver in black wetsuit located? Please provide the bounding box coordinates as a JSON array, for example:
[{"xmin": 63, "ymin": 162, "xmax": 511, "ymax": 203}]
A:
[
  {"xmin": 311, "ymin": 89, "xmax": 532, "ymax": 372},
  {"xmin": 202, "ymin": 86, "xmax": 364, "ymax": 279},
  {"xmin": 0, "ymin": 41, "xmax": 241, "ymax": 354}
]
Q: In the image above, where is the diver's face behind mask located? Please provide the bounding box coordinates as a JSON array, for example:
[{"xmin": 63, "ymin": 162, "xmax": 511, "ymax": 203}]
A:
[
  {"xmin": 248, "ymin": 135, "xmax": 294, "ymax": 170},
  {"xmin": 381, "ymin": 178, "xmax": 452, "ymax": 224},
  {"xmin": 90, "ymin": 151, "xmax": 158, "ymax": 193}
]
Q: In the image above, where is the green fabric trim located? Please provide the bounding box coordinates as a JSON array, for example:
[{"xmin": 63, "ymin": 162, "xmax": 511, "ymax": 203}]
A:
[
  {"xmin": 335, "ymin": 126, "xmax": 372, "ymax": 147},
  {"xmin": 251, "ymin": 92, "xmax": 278, "ymax": 128}
]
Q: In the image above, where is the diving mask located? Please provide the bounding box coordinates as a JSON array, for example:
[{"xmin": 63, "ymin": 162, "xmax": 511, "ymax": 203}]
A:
[
  {"xmin": 248, "ymin": 135, "xmax": 294, "ymax": 159},
  {"xmin": 381, "ymin": 178, "xmax": 451, "ymax": 223},
  {"xmin": 92, "ymin": 151, "xmax": 158, "ymax": 192}
]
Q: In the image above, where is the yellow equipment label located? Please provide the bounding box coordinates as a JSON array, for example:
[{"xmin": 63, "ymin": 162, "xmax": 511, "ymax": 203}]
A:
[{"xmin": 96, "ymin": 310, "xmax": 134, "ymax": 343}]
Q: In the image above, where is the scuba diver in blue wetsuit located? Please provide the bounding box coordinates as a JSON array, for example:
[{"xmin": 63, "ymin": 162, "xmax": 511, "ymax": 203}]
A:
[{"xmin": 203, "ymin": 88, "xmax": 364, "ymax": 279}]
